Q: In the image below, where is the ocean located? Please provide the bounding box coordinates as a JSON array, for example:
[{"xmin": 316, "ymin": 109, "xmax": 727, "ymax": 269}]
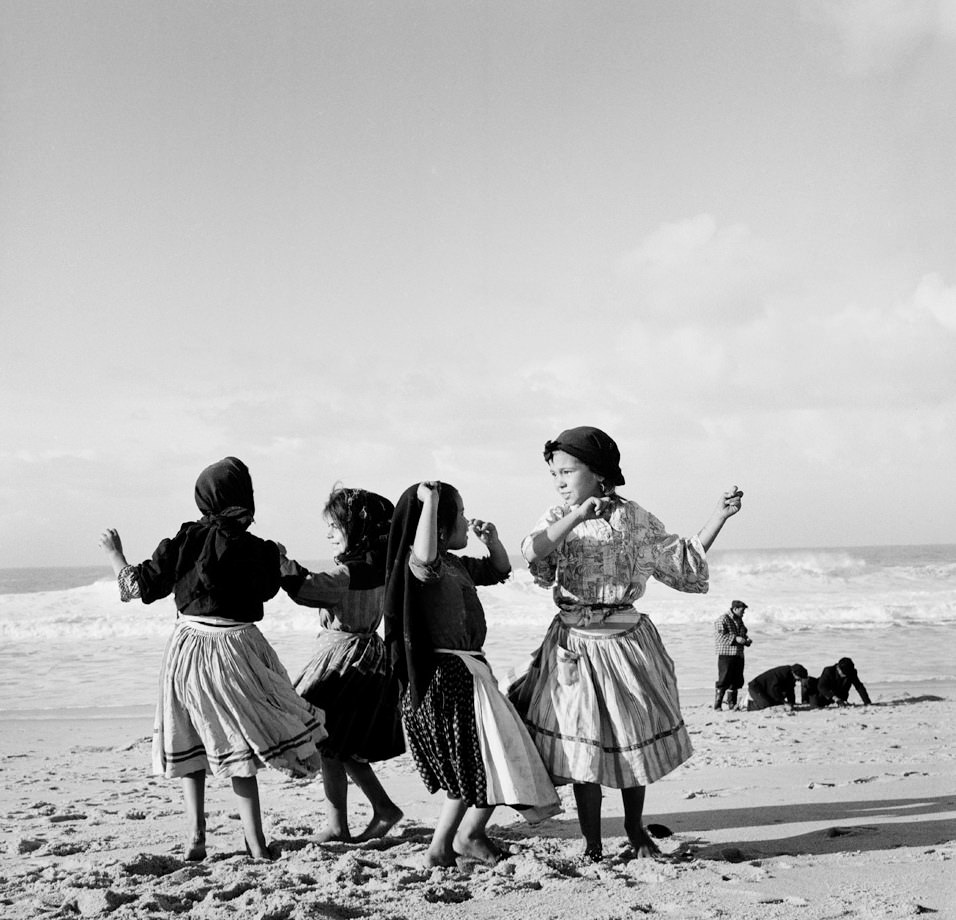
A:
[{"xmin": 1, "ymin": 544, "xmax": 953, "ymax": 719}]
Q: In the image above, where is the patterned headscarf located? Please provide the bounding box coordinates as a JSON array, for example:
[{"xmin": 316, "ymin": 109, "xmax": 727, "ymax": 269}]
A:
[
  {"xmin": 543, "ymin": 426, "xmax": 626, "ymax": 487},
  {"xmin": 330, "ymin": 489, "xmax": 394, "ymax": 567}
]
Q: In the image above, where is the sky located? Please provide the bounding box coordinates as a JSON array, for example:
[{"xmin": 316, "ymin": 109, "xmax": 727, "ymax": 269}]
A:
[{"xmin": 1, "ymin": 0, "xmax": 955, "ymax": 567}]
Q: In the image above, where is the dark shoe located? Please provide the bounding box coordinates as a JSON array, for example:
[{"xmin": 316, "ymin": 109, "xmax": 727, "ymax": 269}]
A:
[
  {"xmin": 714, "ymin": 690, "xmax": 725, "ymax": 710},
  {"xmin": 726, "ymin": 691, "xmax": 738, "ymax": 709}
]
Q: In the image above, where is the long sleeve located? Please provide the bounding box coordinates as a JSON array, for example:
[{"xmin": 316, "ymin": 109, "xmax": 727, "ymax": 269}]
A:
[
  {"xmin": 280, "ymin": 557, "xmax": 350, "ymax": 608},
  {"xmin": 647, "ymin": 513, "xmax": 709, "ymax": 595}
]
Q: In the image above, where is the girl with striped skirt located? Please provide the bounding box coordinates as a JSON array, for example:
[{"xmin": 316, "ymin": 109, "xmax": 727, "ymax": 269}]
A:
[
  {"xmin": 99, "ymin": 457, "xmax": 325, "ymax": 861},
  {"xmin": 279, "ymin": 487, "xmax": 404, "ymax": 843},
  {"xmin": 383, "ymin": 481, "xmax": 561, "ymax": 867},
  {"xmin": 509, "ymin": 427, "xmax": 743, "ymax": 862}
]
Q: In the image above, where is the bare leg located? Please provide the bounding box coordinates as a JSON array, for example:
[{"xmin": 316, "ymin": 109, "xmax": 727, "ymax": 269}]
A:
[
  {"xmin": 622, "ymin": 785, "xmax": 660, "ymax": 858},
  {"xmin": 454, "ymin": 805, "xmax": 505, "ymax": 865},
  {"xmin": 316, "ymin": 755, "xmax": 351, "ymax": 842},
  {"xmin": 231, "ymin": 775, "xmax": 271, "ymax": 859},
  {"xmin": 573, "ymin": 782, "xmax": 603, "ymax": 861},
  {"xmin": 425, "ymin": 795, "xmax": 468, "ymax": 867},
  {"xmin": 344, "ymin": 759, "xmax": 404, "ymax": 842},
  {"xmin": 182, "ymin": 771, "xmax": 207, "ymax": 861}
]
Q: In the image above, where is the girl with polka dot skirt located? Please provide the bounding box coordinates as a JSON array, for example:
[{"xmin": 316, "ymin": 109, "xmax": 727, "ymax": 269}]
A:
[{"xmin": 383, "ymin": 481, "xmax": 561, "ymax": 867}]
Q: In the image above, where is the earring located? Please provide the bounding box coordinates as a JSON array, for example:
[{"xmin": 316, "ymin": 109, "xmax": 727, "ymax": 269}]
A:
[{"xmin": 599, "ymin": 480, "xmax": 609, "ymax": 496}]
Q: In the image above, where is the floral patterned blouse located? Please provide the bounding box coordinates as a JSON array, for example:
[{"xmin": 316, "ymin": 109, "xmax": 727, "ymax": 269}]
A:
[{"xmin": 522, "ymin": 494, "xmax": 709, "ymax": 621}]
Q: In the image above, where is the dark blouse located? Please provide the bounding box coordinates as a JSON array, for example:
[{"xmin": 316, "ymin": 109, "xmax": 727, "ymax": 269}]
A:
[
  {"xmin": 408, "ymin": 551, "xmax": 510, "ymax": 651},
  {"xmin": 127, "ymin": 528, "xmax": 280, "ymax": 622}
]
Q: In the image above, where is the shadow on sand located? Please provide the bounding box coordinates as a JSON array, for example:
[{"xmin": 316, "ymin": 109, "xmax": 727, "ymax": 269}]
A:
[{"xmin": 519, "ymin": 794, "xmax": 956, "ymax": 859}]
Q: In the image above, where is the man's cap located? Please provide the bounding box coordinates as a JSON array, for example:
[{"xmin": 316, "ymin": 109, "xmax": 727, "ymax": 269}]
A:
[{"xmin": 731, "ymin": 600, "xmax": 748, "ymax": 609}]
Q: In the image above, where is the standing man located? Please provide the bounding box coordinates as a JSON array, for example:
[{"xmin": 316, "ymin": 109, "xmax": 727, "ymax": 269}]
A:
[{"xmin": 714, "ymin": 600, "xmax": 751, "ymax": 710}]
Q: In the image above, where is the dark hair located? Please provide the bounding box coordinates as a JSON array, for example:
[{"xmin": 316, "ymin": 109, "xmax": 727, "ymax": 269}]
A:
[
  {"xmin": 322, "ymin": 486, "xmax": 395, "ymax": 564},
  {"xmin": 324, "ymin": 486, "xmax": 352, "ymax": 545},
  {"xmin": 436, "ymin": 484, "xmax": 461, "ymax": 544},
  {"xmin": 792, "ymin": 664, "xmax": 808, "ymax": 679}
]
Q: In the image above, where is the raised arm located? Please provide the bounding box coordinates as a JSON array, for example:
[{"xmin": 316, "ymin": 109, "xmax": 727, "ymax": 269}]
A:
[
  {"xmin": 470, "ymin": 518, "xmax": 510, "ymax": 576},
  {"xmin": 99, "ymin": 528, "xmax": 130, "ymax": 576},
  {"xmin": 696, "ymin": 486, "xmax": 744, "ymax": 552},
  {"xmin": 412, "ymin": 481, "xmax": 440, "ymax": 564}
]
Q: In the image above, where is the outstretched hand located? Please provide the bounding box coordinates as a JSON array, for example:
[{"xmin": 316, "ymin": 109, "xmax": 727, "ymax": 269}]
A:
[
  {"xmin": 716, "ymin": 486, "xmax": 743, "ymax": 520},
  {"xmin": 99, "ymin": 528, "xmax": 123, "ymax": 556}
]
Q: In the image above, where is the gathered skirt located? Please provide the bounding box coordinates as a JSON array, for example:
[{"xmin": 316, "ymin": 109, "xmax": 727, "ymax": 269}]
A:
[
  {"xmin": 508, "ymin": 613, "xmax": 693, "ymax": 788},
  {"xmin": 403, "ymin": 652, "xmax": 561, "ymax": 824},
  {"xmin": 153, "ymin": 619, "xmax": 327, "ymax": 779},
  {"xmin": 293, "ymin": 630, "xmax": 404, "ymax": 762}
]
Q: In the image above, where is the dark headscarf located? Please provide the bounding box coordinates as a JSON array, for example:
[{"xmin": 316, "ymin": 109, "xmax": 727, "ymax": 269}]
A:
[
  {"xmin": 186, "ymin": 456, "xmax": 256, "ymax": 593},
  {"xmin": 382, "ymin": 482, "xmax": 460, "ymax": 709},
  {"xmin": 543, "ymin": 426, "xmax": 625, "ymax": 487}
]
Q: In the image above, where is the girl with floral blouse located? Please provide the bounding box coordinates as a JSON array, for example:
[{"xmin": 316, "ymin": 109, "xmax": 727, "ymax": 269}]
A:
[{"xmin": 510, "ymin": 427, "xmax": 742, "ymax": 862}]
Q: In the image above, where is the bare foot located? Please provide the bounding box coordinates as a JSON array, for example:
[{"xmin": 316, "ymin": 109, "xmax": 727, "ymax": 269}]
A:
[
  {"xmin": 625, "ymin": 828, "xmax": 661, "ymax": 859},
  {"xmin": 184, "ymin": 833, "xmax": 206, "ymax": 862},
  {"xmin": 314, "ymin": 826, "xmax": 353, "ymax": 844},
  {"xmin": 354, "ymin": 806, "xmax": 404, "ymax": 843},
  {"xmin": 453, "ymin": 833, "xmax": 509, "ymax": 866},
  {"xmin": 244, "ymin": 837, "xmax": 276, "ymax": 860},
  {"xmin": 423, "ymin": 845, "xmax": 458, "ymax": 868}
]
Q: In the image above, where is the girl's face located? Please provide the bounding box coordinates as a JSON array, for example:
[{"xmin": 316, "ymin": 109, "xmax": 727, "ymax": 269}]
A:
[
  {"xmin": 442, "ymin": 492, "xmax": 470, "ymax": 550},
  {"xmin": 325, "ymin": 518, "xmax": 348, "ymax": 557},
  {"xmin": 548, "ymin": 450, "xmax": 604, "ymax": 506}
]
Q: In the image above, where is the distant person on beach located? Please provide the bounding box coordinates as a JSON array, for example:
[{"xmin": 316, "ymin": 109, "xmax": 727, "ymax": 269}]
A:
[
  {"xmin": 279, "ymin": 487, "xmax": 404, "ymax": 844},
  {"xmin": 714, "ymin": 601, "xmax": 751, "ymax": 711},
  {"xmin": 806, "ymin": 657, "xmax": 872, "ymax": 707},
  {"xmin": 98, "ymin": 457, "xmax": 325, "ymax": 861},
  {"xmin": 384, "ymin": 481, "xmax": 560, "ymax": 867},
  {"xmin": 508, "ymin": 426, "xmax": 742, "ymax": 862},
  {"xmin": 745, "ymin": 664, "xmax": 809, "ymax": 711}
]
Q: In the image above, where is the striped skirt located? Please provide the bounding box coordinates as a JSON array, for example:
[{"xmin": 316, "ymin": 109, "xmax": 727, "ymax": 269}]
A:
[
  {"xmin": 294, "ymin": 630, "xmax": 404, "ymax": 763},
  {"xmin": 508, "ymin": 613, "xmax": 693, "ymax": 788},
  {"xmin": 153, "ymin": 619, "xmax": 326, "ymax": 780}
]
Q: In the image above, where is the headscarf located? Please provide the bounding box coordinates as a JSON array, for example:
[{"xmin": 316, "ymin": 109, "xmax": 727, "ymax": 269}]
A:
[
  {"xmin": 382, "ymin": 482, "xmax": 458, "ymax": 709},
  {"xmin": 184, "ymin": 456, "xmax": 256, "ymax": 593},
  {"xmin": 329, "ymin": 489, "xmax": 394, "ymax": 591},
  {"xmin": 543, "ymin": 425, "xmax": 625, "ymax": 487},
  {"xmin": 332, "ymin": 489, "xmax": 394, "ymax": 567}
]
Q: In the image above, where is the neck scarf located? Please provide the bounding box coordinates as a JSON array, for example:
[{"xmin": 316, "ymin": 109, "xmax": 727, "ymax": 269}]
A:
[
  {"xmin": 543, "ymin": 426, "xmax": 625, "ymax": 486},
  {"xmin": 382, "ymin": 483, "xmax": 438, "ymax": 710}
]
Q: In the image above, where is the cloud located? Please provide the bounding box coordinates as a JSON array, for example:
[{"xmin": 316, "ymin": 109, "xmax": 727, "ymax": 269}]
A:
[
  {"xmin": 802, "ymin": 0, "xmax": 956, "ymax": 74},
  {"xmin": 616, "ymin": 214, "xmax": 784, "ymax": 325}
]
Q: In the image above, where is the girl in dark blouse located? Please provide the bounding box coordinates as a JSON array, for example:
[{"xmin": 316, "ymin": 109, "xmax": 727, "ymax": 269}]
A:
[
  {"xmin": 383, "ymin": 481, "xmax": 560, "ymax": 867},
  {"xmin": 99, "ymin": 457, "xmax": 325, "ymax": 861}
]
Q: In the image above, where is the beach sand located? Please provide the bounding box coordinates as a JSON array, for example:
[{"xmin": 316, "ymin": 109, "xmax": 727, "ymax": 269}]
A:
[{"xmin": 2, "ymin": 690, "xmax": 954, "ymax": 919}]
